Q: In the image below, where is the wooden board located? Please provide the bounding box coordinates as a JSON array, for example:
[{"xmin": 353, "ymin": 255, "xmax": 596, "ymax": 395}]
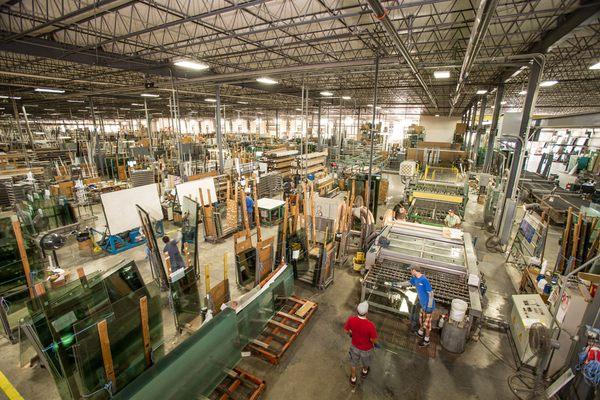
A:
[
  {"xmin": 209, "ymin": 279, "xmax": 230, "ymax": 313},
  {"xmin": 295, "ymin": 300, "xmax": 316, "ymax": 318},
  {"xmin": 97, "ymin": 320, "xmax": 116, "ymax": 391}
]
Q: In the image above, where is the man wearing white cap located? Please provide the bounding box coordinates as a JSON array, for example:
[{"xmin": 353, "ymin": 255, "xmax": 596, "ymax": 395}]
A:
[{"xmin": 344, "ymin": 301, "xmax": 378, "ymax": 386}]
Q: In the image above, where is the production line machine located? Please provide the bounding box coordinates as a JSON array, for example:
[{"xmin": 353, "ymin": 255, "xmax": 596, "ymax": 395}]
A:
[
  {"xmin": 362, "ymin": 222, "xmax": 482, "ymax": 326},
  {"xmin": 405, "ymin": 179, "xmax": 469, "ymax": 226}
]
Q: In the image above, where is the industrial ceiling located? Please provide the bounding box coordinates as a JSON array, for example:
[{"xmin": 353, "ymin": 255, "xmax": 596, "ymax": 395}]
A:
[{"xmin": 0, "ymin": 0, "xmax": 598, "ymax": 121}]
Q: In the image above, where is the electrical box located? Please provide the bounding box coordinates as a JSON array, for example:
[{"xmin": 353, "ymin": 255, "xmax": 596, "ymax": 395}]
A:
[
  {"xmin": 510, "ymin": 294, "xmax": 552, "ymax": 367},
  {"xmin": 547, "ymin": 282, "xmax": 592, "ymax": 376}
]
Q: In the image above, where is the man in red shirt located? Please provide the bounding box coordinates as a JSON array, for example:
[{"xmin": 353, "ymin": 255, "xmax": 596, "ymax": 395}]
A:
[{"xmin": 344, "ymin": 301, "xmax": 378, "ymax": 386}]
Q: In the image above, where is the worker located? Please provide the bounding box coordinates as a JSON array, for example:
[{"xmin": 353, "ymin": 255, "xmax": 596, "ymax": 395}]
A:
[
  {"xmin": 245, "ymin": 188, "xmax": 255, "ymax": 228},
  {"xmin": 392, "ymin": 266, "xmax": 435, "ymax": 347},
  {"xmin": 344, "ymin": 301, "xmax": 378, "ymax": 386},
  {"xmin": 396, "ymin": 203, "xmax": 408, "ymax": 221},
  {"xmin": 162, "ymin": 235, "xmax": 185, "ymax": 273},
  {"xmin": 444, "ymin": 209, "xmax": 462, "ymax": 228}
]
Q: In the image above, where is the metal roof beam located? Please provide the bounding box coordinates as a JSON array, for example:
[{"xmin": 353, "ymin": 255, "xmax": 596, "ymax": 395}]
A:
[{"xmin": 365, "ymin": 0, "xmax": 438, "ymax": 109}]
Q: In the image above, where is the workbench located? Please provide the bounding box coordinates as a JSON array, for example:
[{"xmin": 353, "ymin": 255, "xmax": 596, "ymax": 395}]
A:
[{"xmin": 256, "ymin": 198, "xmax": 286, "ymax": 227}]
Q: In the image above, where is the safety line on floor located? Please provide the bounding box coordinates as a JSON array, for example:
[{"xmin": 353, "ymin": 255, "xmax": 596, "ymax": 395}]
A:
[{"xmin": 0, "ymin": 371, "xmax": 24, "ymax": 400}]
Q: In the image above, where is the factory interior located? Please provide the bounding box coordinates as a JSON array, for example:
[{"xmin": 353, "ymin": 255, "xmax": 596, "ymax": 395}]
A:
[{"xmin": 0, "ymin": 1, "xmax": 600, "ymax": 399}]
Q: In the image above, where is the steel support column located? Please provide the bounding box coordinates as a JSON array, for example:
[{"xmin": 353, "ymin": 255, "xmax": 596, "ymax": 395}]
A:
[
  {"xmin": 215, "ymin": 84, "xmax": 224, "ymax": 174},
  {"xmin": 144, "ymin": 98, "xmax": 153, "ymax": 159},
  {"xmin": 317, "ymin": 100, "xmax": 322, "ymax": 150},
  {"xmin": 473, "ymin": 95, "xmax": 487, "ymax": 166},
  {"xmin": 468, "ymin": 101, "xmax": 478, "ymax": 153},
  {"xmin": 506, "ymin": 56, "xmax": 545, "ymax": 200},
  {"xmin": 483, "ymin": 84, "xmax": 504, "ymax": 172},
  {"xmin": 275, "ymin": 109, "xmax": 279, "ymax": 138},
  {"xmin": 365, "ymin": 55, "xmax": 380, "ymax": 214}
]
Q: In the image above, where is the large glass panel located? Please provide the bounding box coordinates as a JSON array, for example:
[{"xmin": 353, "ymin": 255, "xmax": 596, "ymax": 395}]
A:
[
  {"xmin": 73, "ymin": 281, "xmax": 163, "ymax": 399},
  {"xmin": 112, "ymin": 308, "xmax": 241, "ymax": 400},
  {"xmin": 168, "ymin": 267, "xmax": 202, "ymax": 332}
]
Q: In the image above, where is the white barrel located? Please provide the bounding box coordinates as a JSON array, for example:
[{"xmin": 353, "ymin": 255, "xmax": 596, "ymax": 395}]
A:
[{"xmin": 450, "ymin": 299, "xmax": 468, "ymax": 322}]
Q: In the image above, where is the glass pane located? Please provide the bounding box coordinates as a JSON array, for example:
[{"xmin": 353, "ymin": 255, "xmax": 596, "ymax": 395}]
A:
[
  {"xmin": 73, "ymin": 282, "xmax": 163, "ymax": 399},
  {"xmin": 168, "ymin": 267, "xmax": 202, "ymax": 331},
  {"xmin": 113, "ymin": 309, "xmax": 241, "ymax": 400}
]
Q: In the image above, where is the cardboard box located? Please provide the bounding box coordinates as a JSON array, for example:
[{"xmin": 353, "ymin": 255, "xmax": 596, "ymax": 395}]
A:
[{"xmin": 455, "ymin": 123, "xmax": 467, "ymax": 134}]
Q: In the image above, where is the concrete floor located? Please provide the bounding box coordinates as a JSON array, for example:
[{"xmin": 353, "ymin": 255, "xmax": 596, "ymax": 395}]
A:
[{"xmin": 0, "ymin": 173, "xmax": 564, "ymax": 400}]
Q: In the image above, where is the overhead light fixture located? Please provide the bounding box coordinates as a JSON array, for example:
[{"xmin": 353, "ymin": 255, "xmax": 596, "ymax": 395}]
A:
[
  {"xmin": 435, "ymin": 114, "xmax": 440, "ymax": 117},
  {"xmin": 0, "ymin": 95, "xmax": 21, "ymax": 99},
  {"xmin": 49, "ymin": 113, "xmax": 61, "ymax": 116},
  {"xmin": 205, "ymin": 98, "xmax": 217, "ymax": 103},
  {"xmin": 35, "ymin": 88, "xmax": 65, "ymax": 94},
  {"xmin": 119, "ymin": 108, "xmax": 131, "ymax": 111},
  {"xmin": 141, "ymin": 93, "xmax": 159, "ymax": 98},
  {"xmin": 173, "ymin": 59, "xmax": 209, "ymax": 70},
  {"xmin": 342, "ymin": 96, "xmax": 351, "ymax": 100},
  {"xmin": 43, "ymin": 108, "xmax": 55, "ymax": 111},
  {"xmin": 476, "ymin": 90, "xmax": 487, "ymax": 95},
  {"xmin": 589, "ymin": 61, "xmax": 600, "ymax": 70},
  {"xmin": 500, "ymin": 101, "xmax": 507, "ymax": 105},
  {"xmin": 320, "ymin": 91, "xmax": 333, "ymax": 96},
  {"xmin": 295, "ymin": 108, "xmax": 303, "ymax": 111},
  {"xmin": 131, "ymin": 103, "xmax": 144, "ymax": 106},
  {"xmin": 67, "ymin": 99, "xmax": 85, "ymax": 103},
  {"xmin": 237, "ymin": 101, "xmax": 249, "ymax": 105},
  {"xmin": 519, "ymin": 90, "xmax": 527, "ymax": 95},
  {"xmin": 434, "ymin": 71, "xmax": 450, "ymax": 79},
  {"xmin": 540, "ymin": 80, "xmax": 558, "ymax": 87},
  {"xmin": 256, "ymin": 77, "xmax": 278, "ymax": 85}
]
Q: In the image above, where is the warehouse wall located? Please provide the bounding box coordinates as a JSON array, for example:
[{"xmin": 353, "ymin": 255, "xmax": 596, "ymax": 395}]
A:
[
  {"xmin": 537, "ymin": 112, "xmax": 600, "ymax": 128},
  {"xmin": 420, "ymin": 115, "xmax": 461, "ymax": 142}
]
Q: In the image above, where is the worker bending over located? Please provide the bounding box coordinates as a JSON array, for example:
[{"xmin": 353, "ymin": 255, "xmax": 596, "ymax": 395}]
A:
[
  {"xmin": 444, "ymin": 209, "xmax": 461, "ymax": 228},
  {"xmin": 162, "ymin": 234, "xmax": 185, "ymax": 273},
  {"xmin": 344, "ymin": 301, "xmax": 378, "ymax": 386},
  {"xmin": 395, "ymin": 266, "xmax": 435, "ymax": 347}
]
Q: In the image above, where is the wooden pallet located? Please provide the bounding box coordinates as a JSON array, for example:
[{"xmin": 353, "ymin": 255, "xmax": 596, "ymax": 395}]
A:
[
  {"xmin": 209, "ymin": 368, "xmax": 266, "ymax": 400},
  {"xmin": 247, "ymin": 296, "xmax": 318, "ymax": 365}
]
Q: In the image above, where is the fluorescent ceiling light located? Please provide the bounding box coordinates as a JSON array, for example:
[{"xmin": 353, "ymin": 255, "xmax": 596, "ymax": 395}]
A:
[
  {"xmin": 589, "ymin": 61, "xmax": 600, "ymax": 70},
  {"xmin": 500, "ymin": 101, "xmax": 507, "ymax": 105},
  {"xmin": 519, "ymin": 90, "xmax": 527, "ymax": 95},
  {"xmin": 67, "ymin": 99, "xmax": 85, "ymax": 103},
  {"xmin": 320, "ymin": 91, "xmax": 333, "ymax": 96},
  {"xmin": 476, "ymin": 90, "xmax": 487, "ymax": 95},
  {"xmin": 540, "ymin": 80, "xmax": 558, "ymax": 87},
  {"xmin": 237, "ymin": 101, "xmax": 249, "ymax": 105},
  {"xmin": 35, "ymin": 88, "xmax": 65, "ymax": 94},
  {"xmin": 256, "ymin": 77, "xmax": 278, "ymax": 84},
  {"xmin": 131, "ymin": 103, "xmax": 144, "ymax": 106},
  {"xmin": 205, "ymin": 98, "xmax": 217, "ymax": 103},
  {"xmin": 173, "ymin": 59, "xmax": 209, "ymax": 70},
  {"xmin": 141, "ymin": 93, "xmax": 159, "ymax": 98},
  {"xmin": 0, "ymin": 95, "xmax": 21, "ymax": 99},
  {"xmin": 49, "ymin": 113, "xmax": 61, "ymax": 116},
  {"xmin": 435, "ymin": 114, "xmax": 440, "ymax": 117},
  {"xmin": 119, "ymin": 108, "xmax": 131, "ymax": 111},
  {"xmin": 43, "ymin": 108, "xmax": 55, "ymax": 111},
  {"xmin": 342, "ymin": 96, "xmax": 351, "ymax": 100},
  {"xmin": 295, "ymin": 108, "xmax": 303, "ymax": 111},
  {"xmin": 434, "ymin": 71, "xmax": 450, "ymax": 79}
]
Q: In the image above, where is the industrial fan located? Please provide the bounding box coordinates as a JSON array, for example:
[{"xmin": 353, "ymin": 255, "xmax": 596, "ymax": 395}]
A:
[{"xmin": 509, "ymin": 323, "xmax": 560, "ymax": 400}]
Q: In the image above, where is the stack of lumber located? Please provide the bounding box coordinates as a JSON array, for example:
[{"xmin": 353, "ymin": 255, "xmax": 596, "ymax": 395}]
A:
[
  {"xmin": 263, "ymin": 149, "xmax": 298, "ymax": 177},
  {"xmin": 292, "ymin": 151, "xmax": 328, "ymax": 175}
]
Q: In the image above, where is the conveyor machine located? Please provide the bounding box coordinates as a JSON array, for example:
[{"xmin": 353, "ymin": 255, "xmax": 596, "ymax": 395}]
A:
[{"xmin": 362, "ymin": 222, "xmax": 482, "ymax": 324}]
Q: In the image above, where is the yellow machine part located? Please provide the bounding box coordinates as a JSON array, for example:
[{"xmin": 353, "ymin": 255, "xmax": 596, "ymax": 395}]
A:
[
  {"xmin": 410, "ymin": 191, "xmax": 463, "ymax": 204},
  {"xmin": 353, "ymin": 251, "xmax": 365, "ymax": 271}
]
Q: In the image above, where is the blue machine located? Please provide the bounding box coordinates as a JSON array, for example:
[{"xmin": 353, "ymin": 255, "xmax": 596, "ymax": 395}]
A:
[{"xmin": 93, "ymin": 220, "xmax": 164, "ymax": 255}]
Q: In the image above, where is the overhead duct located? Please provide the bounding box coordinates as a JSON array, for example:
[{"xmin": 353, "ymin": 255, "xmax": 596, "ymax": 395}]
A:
[
  {"xmin": 366, "ymin": 0, "xmax": 438, "ymax": 110},
  {"xmin": 449, "ymin": 0, "xmax": 498, "ymax": 116}
]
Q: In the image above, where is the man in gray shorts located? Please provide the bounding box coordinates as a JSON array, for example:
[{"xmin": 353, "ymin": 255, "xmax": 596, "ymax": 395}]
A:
[{"xmin": 344, "ymin": 301, "xmax": 378, "ymax": 385}]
